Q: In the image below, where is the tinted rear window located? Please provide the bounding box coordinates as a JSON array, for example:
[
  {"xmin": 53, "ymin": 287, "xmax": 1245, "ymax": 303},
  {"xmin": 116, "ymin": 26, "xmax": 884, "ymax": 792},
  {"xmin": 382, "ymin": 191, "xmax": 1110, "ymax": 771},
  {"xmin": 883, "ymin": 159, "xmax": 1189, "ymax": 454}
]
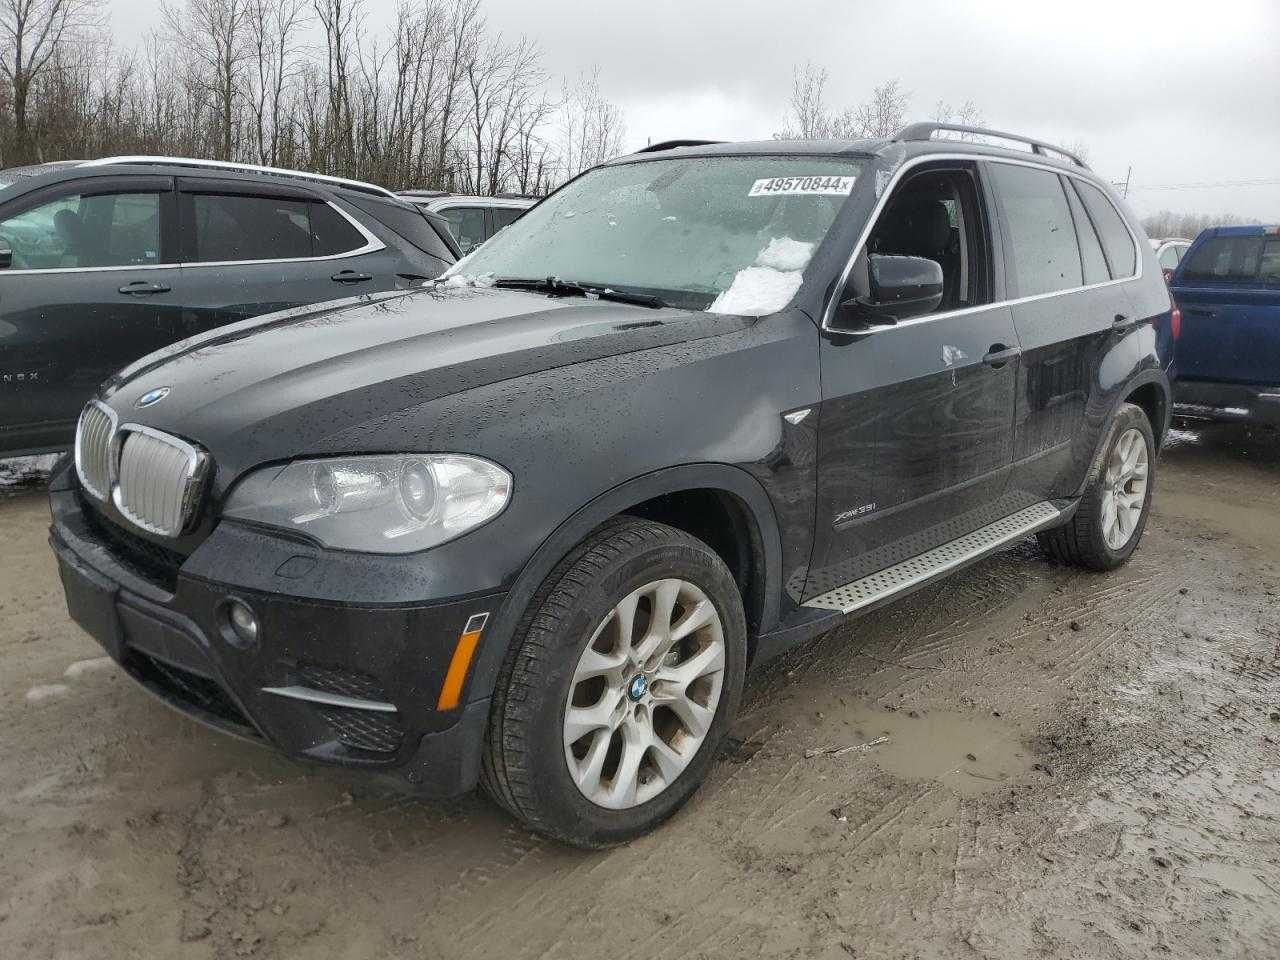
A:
[{"xmin": 1180, "ymin": 235, "xmax": 1273, "ymax": 283}]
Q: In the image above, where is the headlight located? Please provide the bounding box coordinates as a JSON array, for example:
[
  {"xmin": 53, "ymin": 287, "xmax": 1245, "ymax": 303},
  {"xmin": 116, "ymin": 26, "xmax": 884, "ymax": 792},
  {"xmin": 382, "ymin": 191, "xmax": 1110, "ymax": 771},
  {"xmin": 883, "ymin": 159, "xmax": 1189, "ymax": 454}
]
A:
[{"xmin": 223, "ymin": 455, "xmax": 512, "ymax": 553}]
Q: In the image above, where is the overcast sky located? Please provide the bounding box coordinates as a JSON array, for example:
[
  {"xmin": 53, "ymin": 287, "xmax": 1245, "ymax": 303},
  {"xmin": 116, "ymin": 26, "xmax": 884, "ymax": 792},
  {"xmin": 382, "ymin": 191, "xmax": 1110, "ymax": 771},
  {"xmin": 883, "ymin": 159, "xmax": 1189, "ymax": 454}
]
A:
[{"xmin": 115, "ymin": 0, "xmax": 1280, "ymax": 219}]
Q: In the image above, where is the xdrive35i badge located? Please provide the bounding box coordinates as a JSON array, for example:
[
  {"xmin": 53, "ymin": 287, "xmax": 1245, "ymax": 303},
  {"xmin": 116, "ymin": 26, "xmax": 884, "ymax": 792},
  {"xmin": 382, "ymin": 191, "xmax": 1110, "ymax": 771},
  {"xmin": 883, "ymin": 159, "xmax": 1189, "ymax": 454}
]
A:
[{"xmin": 135, "ymin": 387, "xmax": 171, "ymax": 408}]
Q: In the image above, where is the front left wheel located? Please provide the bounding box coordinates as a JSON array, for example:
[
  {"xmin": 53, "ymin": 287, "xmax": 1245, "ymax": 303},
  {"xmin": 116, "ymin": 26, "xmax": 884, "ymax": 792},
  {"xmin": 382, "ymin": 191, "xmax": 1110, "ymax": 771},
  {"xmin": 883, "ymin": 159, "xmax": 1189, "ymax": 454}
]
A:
[{"xmin": 480, "ymin": 517, "xmax": 747, "ymax": 848}]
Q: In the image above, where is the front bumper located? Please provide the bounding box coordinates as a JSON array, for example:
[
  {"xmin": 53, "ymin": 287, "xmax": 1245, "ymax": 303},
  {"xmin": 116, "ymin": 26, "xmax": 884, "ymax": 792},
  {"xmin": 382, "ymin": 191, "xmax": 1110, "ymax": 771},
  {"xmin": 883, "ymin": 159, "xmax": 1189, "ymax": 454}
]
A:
[
  {"xmin": 48, "ymin": 481, "xmax": 503, "ymax": 798},
  {"xmin": 1173, "ymin": 380, "xmax": 1280, "ymax": 427}
]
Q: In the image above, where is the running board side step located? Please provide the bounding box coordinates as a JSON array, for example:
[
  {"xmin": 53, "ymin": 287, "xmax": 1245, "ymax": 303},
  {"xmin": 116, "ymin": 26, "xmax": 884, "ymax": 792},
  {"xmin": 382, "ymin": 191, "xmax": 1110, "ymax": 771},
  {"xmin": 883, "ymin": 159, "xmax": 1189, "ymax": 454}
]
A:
[{"xmin": 803, "ymin": 501, "xmax": 1065, "ymax": 615}]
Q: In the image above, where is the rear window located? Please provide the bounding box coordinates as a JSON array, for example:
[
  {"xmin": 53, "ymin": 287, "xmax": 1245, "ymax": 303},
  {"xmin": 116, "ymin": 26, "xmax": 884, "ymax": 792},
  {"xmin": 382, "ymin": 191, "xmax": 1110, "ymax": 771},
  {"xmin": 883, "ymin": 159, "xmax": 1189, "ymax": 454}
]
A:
[{"xmin": 1180, "ymin": 235, "xmax": 1275, "ymax": 284}]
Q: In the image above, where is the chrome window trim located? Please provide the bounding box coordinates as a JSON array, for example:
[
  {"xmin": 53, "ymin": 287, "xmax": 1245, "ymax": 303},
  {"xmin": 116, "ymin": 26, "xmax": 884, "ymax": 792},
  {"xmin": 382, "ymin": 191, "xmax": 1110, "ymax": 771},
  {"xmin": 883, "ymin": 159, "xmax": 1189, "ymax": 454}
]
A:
[
  {"xmin": 74, "ymin": 400, "xmax": 117, "ymax": 501},
  {"xmin": 110, "ymin": 422, "xmax": 211, "ymax": 537},
  {"xmin": 0, "ymin": 199, "xmax": 382, "ymax": 275},
  {"xmin": 80, "ymin": 155, "xmax": 399, "ymax": 200},
  {"xmin": 820, "ymin": 152, "xmax": 1144, "ymax": 334}
]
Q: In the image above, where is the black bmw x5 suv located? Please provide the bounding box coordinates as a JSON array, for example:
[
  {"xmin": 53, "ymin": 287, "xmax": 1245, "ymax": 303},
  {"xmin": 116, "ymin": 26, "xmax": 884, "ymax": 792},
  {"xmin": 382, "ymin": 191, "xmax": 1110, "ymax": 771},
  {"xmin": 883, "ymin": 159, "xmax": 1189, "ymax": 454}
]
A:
[
  {"xmin": 0, "ymin": 157, "xmax": 459, "ymax": 457},
  {"xmin": 49, "ymin": 124, "xmax": 1174, "ymax": 847}
]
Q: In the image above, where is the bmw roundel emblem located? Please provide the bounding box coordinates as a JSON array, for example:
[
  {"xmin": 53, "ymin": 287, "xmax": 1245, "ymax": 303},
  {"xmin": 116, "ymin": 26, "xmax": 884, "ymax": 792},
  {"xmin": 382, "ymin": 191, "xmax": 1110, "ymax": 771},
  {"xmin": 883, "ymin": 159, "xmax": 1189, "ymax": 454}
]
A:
[
  {"xmin": 135, "ymin": 386, "xmax": 171, "ymax": 409},
  {"xmin": 627, "ymin": 674, "xmax": 648, "ymax": 701}
]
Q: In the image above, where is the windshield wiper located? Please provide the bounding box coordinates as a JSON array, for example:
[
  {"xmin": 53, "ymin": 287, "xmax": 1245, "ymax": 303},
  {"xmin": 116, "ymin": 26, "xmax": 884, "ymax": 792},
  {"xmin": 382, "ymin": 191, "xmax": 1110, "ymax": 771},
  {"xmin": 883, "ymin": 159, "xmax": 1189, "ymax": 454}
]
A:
[{"xmin": 493, "ymin": 276, "xmax": 667, "ymax": 309}]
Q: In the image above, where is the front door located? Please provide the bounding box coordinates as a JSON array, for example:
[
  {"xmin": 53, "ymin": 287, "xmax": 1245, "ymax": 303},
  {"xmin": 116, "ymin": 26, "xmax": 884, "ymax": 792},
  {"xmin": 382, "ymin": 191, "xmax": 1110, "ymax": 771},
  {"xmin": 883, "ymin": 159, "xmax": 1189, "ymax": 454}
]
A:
[
  {"xmin": 0, "ymin": 176, "xmax": 182, "ymax": 451},
  {"xmin": 807, "ymin": 162, "xmax": 1021, "ymax": 600}
]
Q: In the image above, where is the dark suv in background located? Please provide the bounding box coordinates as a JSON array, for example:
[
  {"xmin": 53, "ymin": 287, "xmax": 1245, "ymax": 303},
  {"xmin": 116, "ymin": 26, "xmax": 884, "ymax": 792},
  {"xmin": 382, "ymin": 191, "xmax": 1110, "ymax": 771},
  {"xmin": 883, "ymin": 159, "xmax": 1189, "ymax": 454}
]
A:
[
  {"xmin": 0, "ymin": 158, "xmax": 459, "ymax": 456},
  {"xmin": 49, "ymin": 124, "xmax": 1174, "ymax": 847}
]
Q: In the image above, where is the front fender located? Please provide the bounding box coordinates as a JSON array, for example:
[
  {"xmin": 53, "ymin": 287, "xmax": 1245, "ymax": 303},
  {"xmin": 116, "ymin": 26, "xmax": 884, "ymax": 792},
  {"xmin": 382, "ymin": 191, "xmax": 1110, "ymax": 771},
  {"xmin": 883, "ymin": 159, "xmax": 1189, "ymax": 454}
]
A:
[{"xmin": 464, "ymin": 462, "xmax": 786, "ymax": 706}]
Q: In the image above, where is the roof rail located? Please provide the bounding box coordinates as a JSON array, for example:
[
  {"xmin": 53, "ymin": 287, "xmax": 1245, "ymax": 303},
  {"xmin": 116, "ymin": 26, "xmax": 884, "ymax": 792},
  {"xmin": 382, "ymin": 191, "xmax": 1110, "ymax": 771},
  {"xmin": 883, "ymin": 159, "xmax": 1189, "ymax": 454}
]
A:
[
  {"xmin": 635, "ymin": 139, "xmax": 723, "ymax": 154},
  {"xmin": 80, "ymin": 156, "xmax": 401, "ymax": 199},
  {"xmin": 892, "ymin": 123, "xmax": 1089, "ymax": 169}
]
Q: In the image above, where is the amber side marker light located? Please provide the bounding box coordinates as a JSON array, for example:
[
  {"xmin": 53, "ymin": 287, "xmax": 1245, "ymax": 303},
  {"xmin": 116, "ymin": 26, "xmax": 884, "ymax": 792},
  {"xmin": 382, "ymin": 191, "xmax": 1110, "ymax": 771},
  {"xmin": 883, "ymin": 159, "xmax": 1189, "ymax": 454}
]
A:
[{"xmin": 437, "ymin": 612, "xmax": 489, "ymax": 710}]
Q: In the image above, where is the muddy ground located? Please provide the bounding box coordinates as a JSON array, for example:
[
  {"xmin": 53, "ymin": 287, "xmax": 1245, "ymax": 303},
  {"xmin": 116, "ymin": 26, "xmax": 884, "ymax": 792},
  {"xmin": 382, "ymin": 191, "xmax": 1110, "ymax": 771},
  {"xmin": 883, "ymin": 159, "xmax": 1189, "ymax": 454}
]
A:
[{"xmin": 2, "ymin": 423, "xmax": 1278, "ymax": 960}]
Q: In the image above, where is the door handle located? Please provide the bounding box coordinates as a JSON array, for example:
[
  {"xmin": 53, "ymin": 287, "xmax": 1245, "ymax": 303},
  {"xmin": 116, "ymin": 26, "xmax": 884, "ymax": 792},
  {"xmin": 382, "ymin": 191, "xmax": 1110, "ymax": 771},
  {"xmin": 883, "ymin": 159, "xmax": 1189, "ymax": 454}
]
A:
[
  {"xmin": 331, "ymin": 270, "xmax": 373, "ymax": 284},
  {"xmin": 118, "ymin": 280, "xmax": 172, "ymax": 295},
  {"xmin": 982, "ymin": 344, "xmax": 1021, "ymax": 368}
]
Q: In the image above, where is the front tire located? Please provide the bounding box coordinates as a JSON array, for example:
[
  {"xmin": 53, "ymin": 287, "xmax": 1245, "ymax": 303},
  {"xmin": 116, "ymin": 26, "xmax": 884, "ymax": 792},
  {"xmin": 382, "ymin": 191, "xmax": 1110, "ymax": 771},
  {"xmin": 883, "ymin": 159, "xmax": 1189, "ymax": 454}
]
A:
[
  {"xmin": 1038, "ymin": 402, "xmax": 1156, "ymax": 571},
  {"xmin": 480, "ymin": 517, "xmax": 747, "ymax": 848}
]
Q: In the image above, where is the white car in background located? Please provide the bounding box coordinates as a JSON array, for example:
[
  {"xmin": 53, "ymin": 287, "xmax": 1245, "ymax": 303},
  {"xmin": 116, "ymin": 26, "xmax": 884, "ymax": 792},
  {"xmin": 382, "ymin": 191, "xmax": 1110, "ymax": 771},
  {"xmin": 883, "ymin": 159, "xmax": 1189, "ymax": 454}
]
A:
[
  {"xmin": 1150, "ymin": 237, "xmax": 1192, "ymax": 280},
  {"xmin": 400, "ymin": 192, "xmax": 536, "ymax": 255}
]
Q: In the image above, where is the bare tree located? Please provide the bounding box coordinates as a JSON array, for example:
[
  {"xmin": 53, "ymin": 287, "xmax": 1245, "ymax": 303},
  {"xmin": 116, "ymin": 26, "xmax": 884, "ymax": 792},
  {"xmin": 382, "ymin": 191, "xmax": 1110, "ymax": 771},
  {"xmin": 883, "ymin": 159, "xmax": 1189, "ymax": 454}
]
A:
[
  {"xmin": 244, "ymin": 0, "xmax": 307, "ymax": 166},
  {"xmin": 162, "ymin": 0, "xmax": 251, "ymax": 160},
  {"xmin": 0, "ymin": 0, "xmax": 102, "ymax": 164},
  {"xmin": 850, "ymin": 78, "xmax": 909, "ymax": 139},
  {"xmin": 559, "ymin": 65, "xmax": 624, "ymax": 179}
]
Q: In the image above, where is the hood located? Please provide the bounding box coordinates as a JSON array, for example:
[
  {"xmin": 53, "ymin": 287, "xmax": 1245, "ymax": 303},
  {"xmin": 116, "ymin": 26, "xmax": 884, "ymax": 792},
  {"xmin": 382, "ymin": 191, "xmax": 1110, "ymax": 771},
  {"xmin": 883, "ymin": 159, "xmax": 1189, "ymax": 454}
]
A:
[{"xmin": 101, "ymin": 286, "xmax": 750, "ymax": 482}]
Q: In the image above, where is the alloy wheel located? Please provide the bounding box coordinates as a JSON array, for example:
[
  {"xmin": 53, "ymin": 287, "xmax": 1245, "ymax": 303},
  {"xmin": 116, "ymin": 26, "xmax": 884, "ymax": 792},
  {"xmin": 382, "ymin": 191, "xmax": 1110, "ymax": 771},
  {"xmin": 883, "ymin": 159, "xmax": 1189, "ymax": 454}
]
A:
[
  {"xmin": 1101, "ymin": 426, "xmax": 1149, "ymax": 550},
  {"xmin": 563, "ymin": 578, "xmax": 726, "ymax": 809}
]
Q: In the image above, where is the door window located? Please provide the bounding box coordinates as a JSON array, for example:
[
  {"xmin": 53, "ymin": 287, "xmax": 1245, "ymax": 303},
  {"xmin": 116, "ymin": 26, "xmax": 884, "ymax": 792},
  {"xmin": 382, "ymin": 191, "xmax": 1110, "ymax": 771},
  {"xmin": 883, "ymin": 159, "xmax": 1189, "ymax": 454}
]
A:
[
  {"xmin": 989, "ymin": 163, "xmax": 1082, "ymax": 297},
  {"xmin": 441, "ymin": 206, "xmax": 488, "ymax": 254},
  {"xmin": 1158, "ymin": 244, "xmax": 1181, "ymax": 271},
  {"xmin": 865, "ymin": 167, "xmax": 991, "ymax": 313},
  {"xmin": 185, "ymin": 194, "xmax": 366, "ymax": 262},
  {"xmin": 492, "ymin": 207, "xmax": 525, "ymax": 232},
  {"xmin": 0, "ymin": 191, "xmax": 162, "ymax": 269},
  {"xmin": 1071, "ymin": 180, "xmax": 1137, "ymax": 279},
  {"xmin": 1062, "ymin": 178, "xmax": 1109, "ymax": 285}
]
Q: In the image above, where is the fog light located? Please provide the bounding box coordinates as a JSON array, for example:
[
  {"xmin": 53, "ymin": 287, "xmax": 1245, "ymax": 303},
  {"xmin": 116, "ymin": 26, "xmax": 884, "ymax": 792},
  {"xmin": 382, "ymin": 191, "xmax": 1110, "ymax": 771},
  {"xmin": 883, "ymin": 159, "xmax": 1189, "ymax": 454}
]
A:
[{"xmin": 226, "ymin": 599, "xmax": 259, "ymax": 647}]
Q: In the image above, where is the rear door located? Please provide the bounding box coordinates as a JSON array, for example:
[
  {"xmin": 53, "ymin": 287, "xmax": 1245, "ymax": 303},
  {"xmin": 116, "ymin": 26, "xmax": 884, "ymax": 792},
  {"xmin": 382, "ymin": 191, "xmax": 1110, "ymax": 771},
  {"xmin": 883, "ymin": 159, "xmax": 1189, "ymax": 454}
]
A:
[
  {"xmin": 1173, "ymin": 231, "xmax": 1280, "ymax": 385},
  {"xmin": 990, "ymin": 162, "xmax": 1139, "ymax": 506},
  {"xmin": 172, "ymin": 179, "xmax": 403, "ymax": 338},
  {"xmin": 0, "ymin": 175, "xmax": 181, "ymax": 447}
]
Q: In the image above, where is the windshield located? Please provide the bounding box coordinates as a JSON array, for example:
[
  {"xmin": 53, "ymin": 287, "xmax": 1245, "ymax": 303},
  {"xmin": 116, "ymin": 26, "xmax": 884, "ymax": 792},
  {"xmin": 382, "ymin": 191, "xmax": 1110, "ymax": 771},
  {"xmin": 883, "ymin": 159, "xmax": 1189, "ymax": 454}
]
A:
[{"xmin": 449, "ymin": 155, "xmax": 861, "ymax": 314}]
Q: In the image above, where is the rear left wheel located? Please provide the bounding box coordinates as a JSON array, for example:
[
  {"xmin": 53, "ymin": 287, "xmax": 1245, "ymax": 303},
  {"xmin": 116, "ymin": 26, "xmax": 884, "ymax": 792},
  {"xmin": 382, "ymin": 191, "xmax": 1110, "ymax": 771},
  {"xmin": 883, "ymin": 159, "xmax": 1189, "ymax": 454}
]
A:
[{"xmin": 480, "ymin": 517, "xmax": 747, "ymax": 848}]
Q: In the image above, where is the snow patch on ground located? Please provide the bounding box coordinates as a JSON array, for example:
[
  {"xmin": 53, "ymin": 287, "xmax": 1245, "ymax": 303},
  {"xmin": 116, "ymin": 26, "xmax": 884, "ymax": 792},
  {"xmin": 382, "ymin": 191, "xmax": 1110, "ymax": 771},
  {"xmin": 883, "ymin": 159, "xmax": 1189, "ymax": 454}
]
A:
[
  {"xmin": 64, "ymin": 657, "xmax": 115, "ymax": 679},
  {"xmin": 26, "ymin": 684, "xmax": 70, "ymax": 703},
  {"xmin": 0, "ymin": 454, "xmax": 60, "ymax": 489},
  {"xmin": 709, "ymin": 237, "xmax": 815, "ymax": 316}
]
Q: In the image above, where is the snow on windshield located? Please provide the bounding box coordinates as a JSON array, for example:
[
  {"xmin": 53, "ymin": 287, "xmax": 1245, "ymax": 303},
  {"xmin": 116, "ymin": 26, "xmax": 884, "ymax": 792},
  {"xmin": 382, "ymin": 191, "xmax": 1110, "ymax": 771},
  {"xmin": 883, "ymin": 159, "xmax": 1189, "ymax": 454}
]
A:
[{"xmin": 708, "ymin": 237, "xmax": 815, "ymax": 316}]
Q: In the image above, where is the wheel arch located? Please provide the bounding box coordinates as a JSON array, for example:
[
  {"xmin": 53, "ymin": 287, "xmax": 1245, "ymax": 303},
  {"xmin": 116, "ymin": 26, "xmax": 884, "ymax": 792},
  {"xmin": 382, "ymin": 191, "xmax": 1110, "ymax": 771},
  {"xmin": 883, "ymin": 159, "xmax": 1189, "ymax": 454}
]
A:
[{"xmin": 467, "ymin": 463, "xmax": 784, "ymax": 705}]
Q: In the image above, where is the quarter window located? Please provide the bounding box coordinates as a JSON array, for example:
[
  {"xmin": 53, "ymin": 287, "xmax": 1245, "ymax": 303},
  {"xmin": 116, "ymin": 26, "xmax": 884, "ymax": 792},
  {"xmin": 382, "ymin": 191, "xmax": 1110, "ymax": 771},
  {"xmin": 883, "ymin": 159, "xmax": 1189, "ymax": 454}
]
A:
[
  {"xmin": 1072, "ymin": 180, "xmax": 1136, "ymax": 279},
  {"xmin": 0, "ymin": 191, "xmax": 162, "ymax": 270},
  {"xmin": 1062, "ymin": 178, "xmax": 1109, "ymax": 285},
  {"xmin": 989, "ymin": 163, "xmax": 1082, "ymax": 297}
]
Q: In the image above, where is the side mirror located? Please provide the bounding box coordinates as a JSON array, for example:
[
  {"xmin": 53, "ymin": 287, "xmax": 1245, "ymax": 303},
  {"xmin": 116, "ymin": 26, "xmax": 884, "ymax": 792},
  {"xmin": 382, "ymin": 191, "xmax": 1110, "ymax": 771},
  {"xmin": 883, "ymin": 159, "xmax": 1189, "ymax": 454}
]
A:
[
  {"xmin": 0, "ymin": 239, "xmax": 11, "ymax": 270},
  {"xmin": 834, "ymin": 254, "xmax": 943, "ymax": 329}
]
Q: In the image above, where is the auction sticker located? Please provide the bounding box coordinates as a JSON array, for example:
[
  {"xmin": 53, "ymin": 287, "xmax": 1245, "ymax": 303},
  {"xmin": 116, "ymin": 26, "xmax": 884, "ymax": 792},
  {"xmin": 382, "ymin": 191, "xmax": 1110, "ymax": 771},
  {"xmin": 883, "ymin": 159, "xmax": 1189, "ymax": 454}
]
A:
[{"xmin": 748, "ymin": 175, "xmax": 855, "ymax": 197}]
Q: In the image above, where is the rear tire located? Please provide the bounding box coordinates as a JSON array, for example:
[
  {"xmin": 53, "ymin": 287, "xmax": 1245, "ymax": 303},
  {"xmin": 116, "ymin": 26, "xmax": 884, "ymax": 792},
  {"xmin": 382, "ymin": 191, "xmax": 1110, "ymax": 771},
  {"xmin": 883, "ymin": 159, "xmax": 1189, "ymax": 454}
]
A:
[
  {"xmin": 480, "ymin": 517, "xmax": 747, "ymax": 848},
  {"xmin": 1037, "ymin": 402, "xmax": 1156, "ymax": 571}
]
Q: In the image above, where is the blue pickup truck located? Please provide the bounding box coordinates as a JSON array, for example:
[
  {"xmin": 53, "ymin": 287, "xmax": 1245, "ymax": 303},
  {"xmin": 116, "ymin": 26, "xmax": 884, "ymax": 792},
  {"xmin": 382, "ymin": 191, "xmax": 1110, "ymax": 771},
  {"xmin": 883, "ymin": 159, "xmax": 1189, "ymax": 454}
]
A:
[{"xmin": 1169, "ymin": 225, "xmax": 1280, "ymax": 426}]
